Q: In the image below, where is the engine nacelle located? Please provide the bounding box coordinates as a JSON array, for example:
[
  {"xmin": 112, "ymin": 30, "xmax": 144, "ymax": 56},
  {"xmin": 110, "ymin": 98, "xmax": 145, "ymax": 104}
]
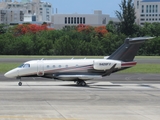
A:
[{"xmin": 93, "ymin": 60, "xmax": 121, "ymax": 70}]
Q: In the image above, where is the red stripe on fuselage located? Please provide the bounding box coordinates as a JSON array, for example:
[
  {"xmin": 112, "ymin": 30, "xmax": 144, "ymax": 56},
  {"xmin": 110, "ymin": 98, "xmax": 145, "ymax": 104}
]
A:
[{"xmin": 121, "ymin": 62, "xmax": 137, "ymax": 67}]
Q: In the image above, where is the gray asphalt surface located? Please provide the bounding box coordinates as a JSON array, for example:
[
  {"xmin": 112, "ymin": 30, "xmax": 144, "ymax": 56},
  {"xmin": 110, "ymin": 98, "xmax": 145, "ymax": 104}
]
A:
[{"xmin": 0, "ymin": 58, "xmax": 160, "ymax": 120}]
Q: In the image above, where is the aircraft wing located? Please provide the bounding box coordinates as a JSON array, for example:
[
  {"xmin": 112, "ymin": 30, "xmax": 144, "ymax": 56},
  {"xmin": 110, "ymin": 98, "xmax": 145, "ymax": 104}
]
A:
[{"xmin": 54, "ymin": 74, "xmax": 102, "ymax": 81}]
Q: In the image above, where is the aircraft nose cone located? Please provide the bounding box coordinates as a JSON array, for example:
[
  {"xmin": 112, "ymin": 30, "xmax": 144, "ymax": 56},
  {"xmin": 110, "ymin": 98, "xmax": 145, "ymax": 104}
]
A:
[
  {"xmin": 4, "ymin": 71, "xmax": 12, "ymax": 78},
  {"xmin": 4, "ymin": 69, "xmax": 18, "ymax": 78},
  {"xmin": 4, "ymin": 72, "xmax": 8, "ymax": 77}
]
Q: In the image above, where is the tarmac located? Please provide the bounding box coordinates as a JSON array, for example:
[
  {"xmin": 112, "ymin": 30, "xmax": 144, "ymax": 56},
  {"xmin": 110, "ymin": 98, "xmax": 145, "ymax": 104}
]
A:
[{"xmin": 0, "ymin": 57, "xmax": 160, "ymax": 120}]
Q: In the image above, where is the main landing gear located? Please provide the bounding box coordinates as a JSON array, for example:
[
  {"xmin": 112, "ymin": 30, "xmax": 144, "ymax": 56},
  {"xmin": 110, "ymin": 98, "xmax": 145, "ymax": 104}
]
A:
[
  {"xmin": 17, "ymin": 77, "xmax": 22, "ymax": 86},
  {"xmin": 76, "ymin": 80, "xmax": 87, "ymax": 86}
]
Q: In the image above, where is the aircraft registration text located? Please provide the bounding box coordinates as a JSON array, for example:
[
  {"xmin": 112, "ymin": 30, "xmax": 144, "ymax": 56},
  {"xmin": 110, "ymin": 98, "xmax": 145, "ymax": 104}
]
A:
[{"xmin": 99, "ymin": 63, "xmax": 111, "ymax": 66}]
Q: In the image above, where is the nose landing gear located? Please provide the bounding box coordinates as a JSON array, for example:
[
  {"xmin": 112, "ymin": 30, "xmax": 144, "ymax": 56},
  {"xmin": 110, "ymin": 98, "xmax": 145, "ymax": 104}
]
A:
[
  {"xmin": 17, "ymin": 77, "xmax": 22, "ymax": 86},
  {"xmin": 18, "ymin": 81, "xmax": 22, "ymax": 86}
]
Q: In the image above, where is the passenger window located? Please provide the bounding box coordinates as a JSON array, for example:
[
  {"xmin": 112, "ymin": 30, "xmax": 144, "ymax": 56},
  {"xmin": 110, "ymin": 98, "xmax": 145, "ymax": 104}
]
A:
[
  {"xmin": 59, "ymin": 65, "xmax": 61, "ymax": 68},
  {"xmin": 47, "ymin": 65, "xmax": 49, "ymax": 68},
  {"xmin": 53, "ymin": 65, "xmax": 55, "ymax": 68},
  {"xmin": 66, "ymin": 65, "xmax": 68, "ymax": 68}
]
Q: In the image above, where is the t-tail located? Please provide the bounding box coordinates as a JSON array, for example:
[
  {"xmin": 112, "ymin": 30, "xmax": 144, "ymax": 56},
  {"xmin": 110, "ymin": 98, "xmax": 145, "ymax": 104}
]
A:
[{"xmin": 108, "ymin": 37, "xmax": 154, "ymax": 62}]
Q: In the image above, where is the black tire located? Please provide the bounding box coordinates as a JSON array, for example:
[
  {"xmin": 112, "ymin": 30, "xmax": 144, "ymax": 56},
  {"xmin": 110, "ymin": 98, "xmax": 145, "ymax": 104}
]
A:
[
  {"xmin": 18, "ymin": 82, "xmax": 22, "ymax": 86},
  {"xmin": 81, "ymin": 81, "xmax": 86, "ymax": 86}
]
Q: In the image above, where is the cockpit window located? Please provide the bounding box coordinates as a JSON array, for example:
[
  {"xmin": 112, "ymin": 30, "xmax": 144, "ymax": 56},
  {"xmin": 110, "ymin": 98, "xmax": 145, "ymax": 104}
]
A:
[
  {"xmin": 18, "ymin": 64, "xmax": 24, "ymax": 68},
  {"xmin": 18, "ymin": 64, "xmax": 30, "ymax": 68},
  {"xmin": 23, "ymin": 64, "xmax": 30, "ymax": 68}
]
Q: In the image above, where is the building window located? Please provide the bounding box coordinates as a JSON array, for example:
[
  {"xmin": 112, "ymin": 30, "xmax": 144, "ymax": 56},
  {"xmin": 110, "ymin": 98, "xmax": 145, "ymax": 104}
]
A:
[
  {"xmin": 141, "ymin": 14, "xmax": 145, "ymax": 17},
  {"xmin": 142, "ymin": 5, "xmax": 144, "ymax": 13},
  {"xmin": 65, "ymin": 17, "xmax": 67, "ymax": 24},
  {"xmin": 80, "ymin": 17, "xmax": 82, "ymax": 24},
  {"xmin": 146, "ymin": 5, "xmax": 148, "ymax": 13},
  {"xmin": 152, "ymin": 14, "xmax": 154, "ymax": 16},
  {"xmin": 83, "ymin": 17, "xmax": 85, "ymax": 24},
  {"xmin": 77, "ymin": 17, "xmax": 79, "ymax": 24},
  {"xmin": 146, "ymin": 14, "xmax": 148, "ymax": 16},
  {"xmin": 74, "ymin": 17, "xmax": 76, "ymax": 24},
  {"xmin": 68, "ymin": 17, "xmax": 70, "ymax": 24},
  {"xmin": 152, "ymin": 18, "xmax": 154, "ymax": 21},
  {"xmin": 71, "ymin": 17, "xmax": 73, "ymax": 24},
  {"xmin": 146, "ymin": 19, "xmax": 148, "ymax": 21},
  {"xmin": 156, "ymin": 5, "xmax": 158, "ymax": 13},
  {"xmin": 137, "ymin": 1, "xmax": 139, "ymax": 9},
  {"xmin": 141, "ymin": 18, "xmax": 145, "ymax": 21},
  {"xmin": 149, "ymin": 5, "xmax": 151, "ymax": 13}
]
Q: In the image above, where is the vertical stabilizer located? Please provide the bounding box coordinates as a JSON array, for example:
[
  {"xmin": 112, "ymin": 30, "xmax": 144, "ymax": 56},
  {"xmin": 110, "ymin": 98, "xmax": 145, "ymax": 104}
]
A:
[{"xmin": 108, "ymin": 37, "xmax": 154, "ymax": 62}]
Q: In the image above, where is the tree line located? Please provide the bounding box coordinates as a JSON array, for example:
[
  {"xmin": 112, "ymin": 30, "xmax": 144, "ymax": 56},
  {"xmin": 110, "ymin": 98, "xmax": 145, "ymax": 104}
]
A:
[{"xmin": 0, "ymin": 22, "xmax": 159, "ymax": 56}]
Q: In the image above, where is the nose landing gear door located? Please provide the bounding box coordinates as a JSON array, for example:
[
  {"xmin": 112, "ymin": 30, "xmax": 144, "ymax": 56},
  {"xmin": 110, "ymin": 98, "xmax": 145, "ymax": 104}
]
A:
[{"xmin": 37, "ymin": 60, "xmax": 44, "ymax": 76}]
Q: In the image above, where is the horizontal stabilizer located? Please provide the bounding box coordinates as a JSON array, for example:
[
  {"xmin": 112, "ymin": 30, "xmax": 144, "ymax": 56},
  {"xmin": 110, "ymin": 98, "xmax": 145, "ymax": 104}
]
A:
[{"xmin": 125, "ymin": 37, "xmax": 155, "ymax": 44}]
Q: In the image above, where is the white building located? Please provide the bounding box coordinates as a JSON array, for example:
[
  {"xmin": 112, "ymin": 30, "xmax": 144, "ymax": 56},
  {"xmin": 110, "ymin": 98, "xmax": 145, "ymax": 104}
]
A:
[
  {"xmin": 0, "ymin": 0, "xmax": 52, "ymax": 25},
  {"xmin": 32, "ymin": 0, "xmax": 52, "ymax": 23},
  {"xmin": 53, "ymin": 10, "xmax": 119, "ymax": 29},
  {"xmin": 134, "ymin": 0, "xmax": 160, "ymax": 25}
]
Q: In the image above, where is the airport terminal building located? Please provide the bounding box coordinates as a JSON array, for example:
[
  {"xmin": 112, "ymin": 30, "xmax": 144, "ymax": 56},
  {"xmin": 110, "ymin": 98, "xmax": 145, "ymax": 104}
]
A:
[
  {"xmin": 52, "ymin": 10, "xmax": 119, "ymax": 29},
  {"xmin": 134, "ymin": 0, "xmax": 160, "ymax": 25}
]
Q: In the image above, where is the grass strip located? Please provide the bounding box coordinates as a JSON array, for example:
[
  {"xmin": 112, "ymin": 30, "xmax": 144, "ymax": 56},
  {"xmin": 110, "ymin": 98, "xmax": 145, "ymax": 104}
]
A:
[
  {"xmin": 0, "ymin": 63, "xmax": 20, "ymax": 73},
  {"xmin": 120, "ymin": 64, "xmax": 160, "ymax": 73},
  {"xmin": 0, "ymin": 55, "xmax": 160, "ymax": 59}
]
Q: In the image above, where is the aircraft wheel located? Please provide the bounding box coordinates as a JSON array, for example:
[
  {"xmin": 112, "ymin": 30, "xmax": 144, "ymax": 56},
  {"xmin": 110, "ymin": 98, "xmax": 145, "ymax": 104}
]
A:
[
  {"xmin": 76, "ymin": 81, "xmax": 81, "ymax": 86},
  {"xmin": 18, "ymin": 82, "xmax": 22, "ymax": 86},
  {"xmin": 81, "ymin": 81, "xmax": 86, "ymax": 86}
]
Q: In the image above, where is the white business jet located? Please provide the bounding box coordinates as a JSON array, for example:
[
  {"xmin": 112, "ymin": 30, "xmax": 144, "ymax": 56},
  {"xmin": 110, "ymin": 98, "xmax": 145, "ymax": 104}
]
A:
[{"xmin": 4, "ymin": 37, "xmax": 154, "ymax": 86}]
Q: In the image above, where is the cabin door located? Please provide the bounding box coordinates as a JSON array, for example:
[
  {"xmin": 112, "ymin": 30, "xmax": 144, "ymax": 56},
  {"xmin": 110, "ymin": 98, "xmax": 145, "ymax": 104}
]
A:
[{"xmin": 37, "ymin": 60, "xmax": 44, "ymax": 76}]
